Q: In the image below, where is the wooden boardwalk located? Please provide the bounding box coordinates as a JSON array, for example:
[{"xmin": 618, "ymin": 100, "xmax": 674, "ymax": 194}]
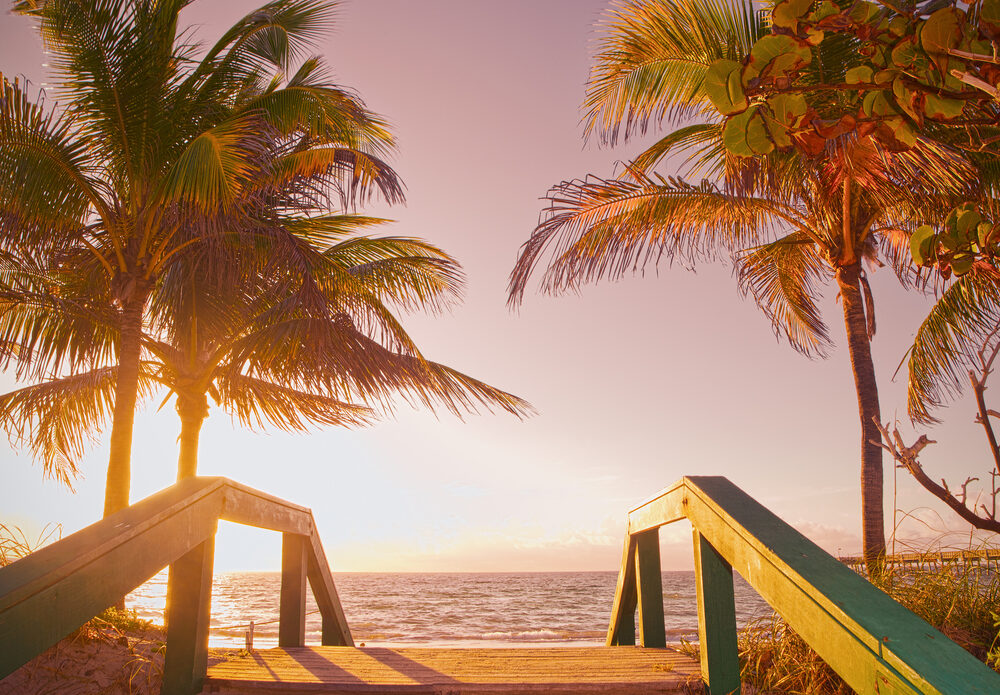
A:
[{"xmin": 201, "ymin": 646, "xmax": 701, "ymax": 694}]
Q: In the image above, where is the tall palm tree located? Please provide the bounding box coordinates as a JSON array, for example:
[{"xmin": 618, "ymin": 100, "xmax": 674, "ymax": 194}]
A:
[
  {"xmin": 0, "ymin": 0, "xmax": 403, "ymax": 515},
  {"xmin": 0, "ymin": 216, "xmax": 530, "ymax": 482},
  {"xmin": 508, "ymin": 0, "xmax": 972, "ymax": 567}
]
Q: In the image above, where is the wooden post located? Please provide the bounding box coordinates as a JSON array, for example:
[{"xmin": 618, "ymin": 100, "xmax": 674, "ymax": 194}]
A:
[
  {"xmin": 279, "ymin": 533, "xmax": 307, "ymax": 647},
  {"xmin": 693, "ymin": 529, "xmax": 740, "ymax": 695},
  {"xmin": 162, "ymin": 534, "xmax": 216, "ymax": 695},
  {"xmin": 606, "ymin": 532, "xmax": 638, "ymax": 645},
  {"xmin": 634, "ymin": 528, "xmax": 666, "ymax": 648}
]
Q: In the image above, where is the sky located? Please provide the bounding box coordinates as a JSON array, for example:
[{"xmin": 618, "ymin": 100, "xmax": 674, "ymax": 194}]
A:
[{"xmin": 0, "ymin": 0, "xmax": 996, "ymax": 574}]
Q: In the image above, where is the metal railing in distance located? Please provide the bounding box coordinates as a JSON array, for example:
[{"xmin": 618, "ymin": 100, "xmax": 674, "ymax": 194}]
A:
[
  {"xmin": 607, "ymin": 476, "xmax": 1000, "ymax": 695},
  {"xmin": 0, "ymin": 477, "xmax": 352, "ymax": 695}
]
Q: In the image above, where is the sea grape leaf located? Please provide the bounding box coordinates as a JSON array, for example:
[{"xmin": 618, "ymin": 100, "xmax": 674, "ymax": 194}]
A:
[
  {"xmin": 772, "ymin": 0, "xmax": 814, "ymax": 31},
  {"xmin": 705, "ymin": 60, "xmax": 749, "ymax": 116},
  {"xmin": 809, "ymin": 0, "xmax": 839, "ymax": 22},
  {"xmin": 845, "ymin": 66, "xmax": 874, "ymax": 84},
  {"xmin": 891, "ymin": 37, "xmax": 920, "ymax": 68},
  {"xmin": 924, "ymin": 92, "xmax": 964, "ymax": 119},
  {"xmin": 910, "ymin": 224, "xmax": 935, "ymax": 265},
  {"xmin": 766, "ymin": 92, "xmax": 808, "ymax": 126},
  {"xmin": 983, "ymin": 0, "xmax": 1000, "ymax": 35},
  {"xmin": 892, "ymin": 77, "xmax": 921, "ymax": 122},
  {"xmin": 888, "ymin": 16, "xmax": 908, "ymax": 37},
  {"xmin": 957, "ymin": 208, "xmax": 982, "ymax": 236},
  {"xmin": 848, "ymin": 1, "xmax": 881, "ymax": 23},
  {"xmin": 951, "ymin": 253, "xmax": 974, "ymax": 275},
  {"xmin": 723, "ymin": 106, "xmax": 775, "ymax": 156},
  {"xmin": 920, "ymin": 7, "xmax": 963, "ymax": 74},
  {"xmin": 743, "ymin": 35, "xmax": 812, "ymax": 85}
]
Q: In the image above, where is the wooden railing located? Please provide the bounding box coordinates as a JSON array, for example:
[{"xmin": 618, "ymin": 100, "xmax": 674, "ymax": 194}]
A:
[
  {"xmin": 607, "ymin": 476, "xmax": 1000, "ymax": 695},
  {"xmin": 0, "ymin": 477, "xmax": 352, "ymax": 695}
]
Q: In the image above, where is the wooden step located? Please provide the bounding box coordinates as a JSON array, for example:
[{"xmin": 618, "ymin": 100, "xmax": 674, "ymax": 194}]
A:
[{"xmin": 201, "ymin": 646, "xmax": 701, "ymax": 694}]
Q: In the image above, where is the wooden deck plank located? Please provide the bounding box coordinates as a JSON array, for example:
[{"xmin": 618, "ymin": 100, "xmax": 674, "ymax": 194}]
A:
[{"xmin": 201, "ymin": 646, "xmax": 700, "ymax": 694}]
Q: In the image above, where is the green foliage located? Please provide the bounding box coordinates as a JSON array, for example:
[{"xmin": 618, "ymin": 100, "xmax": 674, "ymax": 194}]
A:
[
  {"xmin": 93, "ymin": 607, "xmax": 153, "ymax": 634},
  {"xmin": 703, "ymin": 0, "xmax": 1000, "ymax": 157}
]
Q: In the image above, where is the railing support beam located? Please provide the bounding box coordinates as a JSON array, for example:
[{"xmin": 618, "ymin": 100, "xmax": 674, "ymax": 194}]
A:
[
  {"xmin": 606, "ymin": 532, "xmax": 638, "ymax": 645},
  {"xmin": 693, "ymin": 529, "xmax": 740, "ymax": 695},
  {"xmin": 635, "ymin": 528, "xmax": 666, "ymax": 648},
  {"xmin": 279, "ymin": 532, "xmax": 308, "ymax": 647},
  {"xmin": 163, "ymin": 533, "xmax": 216, "ymax": 695}
]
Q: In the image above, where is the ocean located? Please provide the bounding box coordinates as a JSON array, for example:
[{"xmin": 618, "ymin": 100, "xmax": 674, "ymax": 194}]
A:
[{"xmin": 126, "ymin": 570, "xmax": 771, "ymax": 648}]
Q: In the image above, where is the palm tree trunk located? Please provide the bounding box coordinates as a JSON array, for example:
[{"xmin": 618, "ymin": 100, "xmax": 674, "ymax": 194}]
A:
[
  {"xmin": 103, "ymin": 296, "xmax": 145, "ymax": 518},
  {"xmin": 176, "ymin": 390, "xmax": 208, "ymax": 480},
  {"xmin": 835, "ymin": 261, "xmax": 886, "ymax": 573}
]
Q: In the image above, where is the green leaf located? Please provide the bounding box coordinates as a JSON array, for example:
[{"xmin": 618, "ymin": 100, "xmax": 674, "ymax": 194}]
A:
[
  {"xmin": 722, "ymin": 106, "xmax": 775, "ymax": 156},
  {"xmin": 951, "ymin": 253, "xmax": 974, "ymax": 275},
  {"xmin": 923, "ymin": 92, "xmax": 965, "ymax": 119},
  {"xmin": 766, "ymin": 93, "xmax": 808, "ymax": 126},
  {"xmin": 845, "ymin": 66, "xmax": 874, "ymax": 84},
  {"xmin": 705, "ymin": 60, "xmax": 749, "ymax": 116},
  {"xmin": 743, "ymin": 35, "xmax": 812, "ymax": 84},
  {"xmin": 888, "ymin": 16, "xmax": 908, "ymax": 37},
  {"xmin": 910, "ymin": 224, "xmax": 935, "ymax": 265},
  {"xmin": 808, "ymin": 1, "xmax": 839, "ymax": 22},
  {"xmin": 772, "ymin": 0, "xmax": 814, "ymax": 30},
  {"xmin": 848, "ymin": 1, "xmax": 881, "ymax": 23},
  {"xmin": 920, "ymin": 7, "xmax": 963, "ymax": 73},
  {"xmin": 983, "ymin": 0, "xmax": 1000, "ymax": 33},
  {"xmin": 957, "ymin": 209, "xmax": 982, "ymax": 237}
]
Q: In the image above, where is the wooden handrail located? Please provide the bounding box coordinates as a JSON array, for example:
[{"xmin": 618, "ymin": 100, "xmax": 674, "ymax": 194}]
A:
[
  {"xmin": 607, "ymin": 476, "xmax": 1000, "ymax": 695},
  {"xmin": 0, "ymin": 477, "xmax": 352, "ymax": 695}
]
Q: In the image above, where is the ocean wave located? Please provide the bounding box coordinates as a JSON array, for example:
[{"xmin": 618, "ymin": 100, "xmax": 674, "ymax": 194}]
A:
[{"xmin": 479, "ymin": 629, "xmax": 604, "ymax": 641}]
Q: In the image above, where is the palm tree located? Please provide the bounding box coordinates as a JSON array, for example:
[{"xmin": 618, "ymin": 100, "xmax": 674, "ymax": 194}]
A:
[
  {"xmin": 0, "ymin": 216, "xmax": 530, "ymax": 482},
  {"xmin": 0, "ymin": 0, "xmax": 403, "ymax": 515},
  {"xmin": 508, "ymin": 0, "xmax": 972, "ymax": 568}
]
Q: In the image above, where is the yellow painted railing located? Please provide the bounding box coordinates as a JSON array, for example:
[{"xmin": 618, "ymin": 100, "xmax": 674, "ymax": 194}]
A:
[
  {"xmin": 0, "ymin": 477, "xmax": 352, "ymax": 695},
  {"xmin": 607, "ymin": 476, "xmax": 1000, "ymax": 695}
]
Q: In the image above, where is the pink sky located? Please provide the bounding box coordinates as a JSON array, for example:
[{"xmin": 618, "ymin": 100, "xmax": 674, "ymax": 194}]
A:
[{"xmin": 0, "ymin": 1, "xmax": 994, "ymax": 573}]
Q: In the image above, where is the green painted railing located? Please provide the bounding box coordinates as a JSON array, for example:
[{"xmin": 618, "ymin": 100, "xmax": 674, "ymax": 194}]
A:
[
  {"xmin": 0, "ymin": 477, "xmax": 352, "ymax": 695},
  {"xmin": 607, "ymin": 476, "xmax": 1000, "ymax": 695}
]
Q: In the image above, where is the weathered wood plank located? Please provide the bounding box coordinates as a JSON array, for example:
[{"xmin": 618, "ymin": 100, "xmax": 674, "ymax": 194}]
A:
[
  {"xmin": 692, "ymin": 529, "xmax": 739, "ymax": 695},
  {"xmin": 280, "ymin": 534, "xmax": 308, "ymax": 648},
  {"xmin": 221, "ymin": 485, "xmax": 312, "ymax": 535},
  {"xmin": 634, "ymin": 529, "xmax": 665, "ymax": 649},
  {"xmin": 163, "ymin": 534, "xmax": 217, "ymax": 695},
  {"xmin": 666, "ymin": 476, "xmax": 1000, "ymax": 694},
  {"xmin": 606, "ymin": 532, "xmax": 638, "ymax": 646},
  {"xmin": 0, "ymin": 488, "xmax": 223, "ymax": 680},
  {"xmin": 202, "ymin": 646, "xmax": 700, "ymax": 694},
  {"xmin": 306, "ymin": 531, "xmax": 353, "ymax": 647},
  {"xmin": 627, "ymin": 481, "xmax": 687, "ymax": 535}
]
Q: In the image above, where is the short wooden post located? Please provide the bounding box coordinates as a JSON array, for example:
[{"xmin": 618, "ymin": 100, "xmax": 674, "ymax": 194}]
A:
[
  {"xmin": 606, "ymin": 532, "xmax": 638, "ymax": 645},
  {"xmin": 693, "ymin": 529, "xmax": 740, "ymax": 695},
  {"xmin": 635, "ymin": 528, "xmax": 666, "ymax": 647},
  {"xmin": 279, "ymin": 533, "xmax": 307, "ymax": 647},
  {"xmin": 162, "ymin": 534, "xmax": 216, "ymax": 695}
]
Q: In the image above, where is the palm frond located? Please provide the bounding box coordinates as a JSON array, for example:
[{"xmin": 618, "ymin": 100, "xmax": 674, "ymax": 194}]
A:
[
  {"xmin": 584, "ymin": 0, "xmax": 763, "ymax": 144},
  {"xmin": 508, "ymin": 172, "xmax": 804, "ymax": 305},
  {"xmin": 907, "ymin": 264, "xmax": 1000, "ymax": 423},
  {"xmin": 735, "ymin": 232, "xmax": 833, "ymax": 357},
  {"xmin": 0, "ymin": 365, "xmax": 157, "ymax": 486},
  {"xmin": 217, "ymin": 373, "xmax": 371, "ymax": 432}
]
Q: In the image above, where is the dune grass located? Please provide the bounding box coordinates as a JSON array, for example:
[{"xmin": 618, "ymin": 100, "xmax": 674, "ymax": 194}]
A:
[{"xmin": 738, "ymin": 559, "xmax": 1000, "ymax": 694}]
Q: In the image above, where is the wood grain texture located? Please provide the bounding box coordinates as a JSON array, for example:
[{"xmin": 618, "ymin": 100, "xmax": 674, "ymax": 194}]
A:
[{"xmin": 201, "ymin": 646, "xmax": 700, "ymax": 694}]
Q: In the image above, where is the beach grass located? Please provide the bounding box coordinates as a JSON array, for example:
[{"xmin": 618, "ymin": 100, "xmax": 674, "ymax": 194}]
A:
[{"xmin": 738, "ymin": 561, "xmax": 1000, "ymax": 693}]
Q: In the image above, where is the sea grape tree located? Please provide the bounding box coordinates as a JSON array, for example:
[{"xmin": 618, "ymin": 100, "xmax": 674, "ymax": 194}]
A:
[{"xmin": 705, "ymin": 0, "xmax": 1000, "ymax": 157}]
